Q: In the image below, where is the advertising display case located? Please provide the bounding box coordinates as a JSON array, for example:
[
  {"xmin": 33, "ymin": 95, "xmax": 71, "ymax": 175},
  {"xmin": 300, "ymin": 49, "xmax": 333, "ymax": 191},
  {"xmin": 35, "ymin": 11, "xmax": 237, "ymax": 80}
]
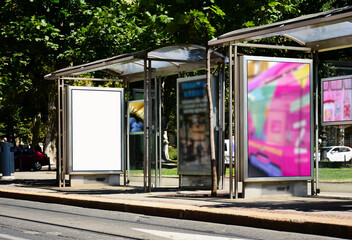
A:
[
  {"xmin": 322, "ymin": 75, "xmax": 352, "ymax": 126},
  {"xmin": 177, "ymin": 75, "xmax": 211, "ymax": 176},
  {"xmin": 241, "ymin": 56, "xmax": 313, "ymax": 182},
  {"xmin": 129, "ymin": 100, "xmax": 144, "ymax": 134},
  {"xmin": 67, "ymin": 86, "xmax": 124, "ymax": 174}
]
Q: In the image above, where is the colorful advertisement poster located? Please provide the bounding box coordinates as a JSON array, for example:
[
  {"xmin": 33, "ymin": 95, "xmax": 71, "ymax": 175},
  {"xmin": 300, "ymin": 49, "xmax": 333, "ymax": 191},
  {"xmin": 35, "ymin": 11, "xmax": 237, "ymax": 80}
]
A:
[
  {"xmin": 244, "ymin": 57, "xmax": 312, "ymax": 179},
  {"xmin": 177, "ymin": 75, "xmax": 211, "ymax": 175},
  {"xmin": 323, "ymin": 76, "xmax": 352, "ymax": 124},
  {"xmin": 129, "ymin": 100, "xmax": 144, "ymax": 134}
]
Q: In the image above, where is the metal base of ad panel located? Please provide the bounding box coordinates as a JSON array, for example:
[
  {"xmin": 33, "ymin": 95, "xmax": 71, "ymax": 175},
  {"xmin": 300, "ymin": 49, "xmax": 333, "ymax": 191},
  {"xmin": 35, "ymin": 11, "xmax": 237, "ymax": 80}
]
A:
[
  {"xmin": 179, "ymin": 175, "xmax": 212, "ymax": 189},
  {"xmin": 70, "ymin": 174, "xmax": 120, "ymax": 187},
  {"xmin": 0, "ymin": 175, "xmax": 15, "ymax": 180},
  {"xmin": 244, "ymin": 181, "xmax": 308, "ymax": 199}
]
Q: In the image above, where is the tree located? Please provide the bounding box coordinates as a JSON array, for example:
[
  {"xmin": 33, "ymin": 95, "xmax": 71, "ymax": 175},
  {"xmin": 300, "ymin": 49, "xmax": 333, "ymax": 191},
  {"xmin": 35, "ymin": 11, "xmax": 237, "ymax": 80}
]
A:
[{"xmin": 0, "ymin": 0, "xmax": 173, "ymax": 154}]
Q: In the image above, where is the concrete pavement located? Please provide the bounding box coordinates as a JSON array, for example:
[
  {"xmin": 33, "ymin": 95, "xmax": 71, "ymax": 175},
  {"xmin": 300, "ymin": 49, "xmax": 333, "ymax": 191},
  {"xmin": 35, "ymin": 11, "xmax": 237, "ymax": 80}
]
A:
[{"xmin": 0, "ymin": 171, "xmax": 351, "ymax": 239}]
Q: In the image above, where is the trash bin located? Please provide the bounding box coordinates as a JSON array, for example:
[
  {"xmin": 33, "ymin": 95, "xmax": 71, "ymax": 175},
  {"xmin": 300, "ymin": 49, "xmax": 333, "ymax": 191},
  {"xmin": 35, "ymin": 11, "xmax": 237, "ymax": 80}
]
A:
[{"xmin": 0, "ymin": 142, "xmax": 15, "ymax": 179}]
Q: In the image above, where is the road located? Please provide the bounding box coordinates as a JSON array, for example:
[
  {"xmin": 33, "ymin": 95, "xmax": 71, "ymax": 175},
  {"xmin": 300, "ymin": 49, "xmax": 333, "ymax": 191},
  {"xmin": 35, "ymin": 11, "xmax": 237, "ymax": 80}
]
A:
[{"xmin": 0, "ymin": 197, "xmax": 344, "ymax": 240}]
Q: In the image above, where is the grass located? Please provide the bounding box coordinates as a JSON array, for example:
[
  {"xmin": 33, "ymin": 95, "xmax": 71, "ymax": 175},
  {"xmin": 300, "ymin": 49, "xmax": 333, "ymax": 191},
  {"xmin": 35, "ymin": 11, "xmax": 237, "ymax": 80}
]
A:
[
  {"xmin": 223, "ymin": 167, "xmax": 352, "ymax": 182},
  {"xmin": 129, "ymin": 167, "xmax": 178, "ymax": 176},
  {"xmin": 129, "ymin": 168, "xmax": 352, "ymax": 182},
  {"xmin": 316, "ymin": 167, "xmax": 352, "ymax": 183}
]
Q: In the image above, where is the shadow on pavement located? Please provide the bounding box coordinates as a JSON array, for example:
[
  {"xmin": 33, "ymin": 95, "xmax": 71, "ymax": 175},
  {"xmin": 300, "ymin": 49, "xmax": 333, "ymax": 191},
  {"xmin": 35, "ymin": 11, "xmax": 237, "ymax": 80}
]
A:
[
  {"xmin": 2, "ymin": 172, "xmax": 352, "ymax": 215},
  {"xmin": 0, "ymin": 178, "xmax": 59, "ymax": 187}
]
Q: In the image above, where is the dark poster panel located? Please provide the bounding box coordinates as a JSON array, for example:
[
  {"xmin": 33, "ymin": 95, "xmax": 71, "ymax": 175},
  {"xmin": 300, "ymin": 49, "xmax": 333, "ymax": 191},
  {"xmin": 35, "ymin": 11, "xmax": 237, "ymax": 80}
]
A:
[
  {"xmin": 178, "ymin": 75, "xmax": 211, "ymax": 175},
  {"xmin": 243, "ymin": 57, "xmax": 312, "ymax": 180},
  {"xmin": 128, "ymin": 100, "xmax": 144, "ymax": 170}
]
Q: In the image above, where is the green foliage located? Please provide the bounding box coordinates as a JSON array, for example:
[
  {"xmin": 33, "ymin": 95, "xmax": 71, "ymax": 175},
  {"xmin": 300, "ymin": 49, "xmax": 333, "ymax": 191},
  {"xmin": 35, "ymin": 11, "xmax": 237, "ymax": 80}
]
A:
[
  {"xmin": 0, "ymin": 0, "xmax": 350, "ymax": 146},
  {"xmin": 129, "ymin": 167, "xmax": 177, "ymax": 176},
  {"xmin": 162, "ymin": 76, "xmax": 177, "ymax": 135},
  {"xmin": 317, "ymin": 167, "xmax": 352, "ymax": 183},
  {"xmin": 168, "ymin": 146, "xmax": 178, "ymax": 161},
  {"xmin": 0, "ymin": 0, "xmax": 172, "ymax": 144}
]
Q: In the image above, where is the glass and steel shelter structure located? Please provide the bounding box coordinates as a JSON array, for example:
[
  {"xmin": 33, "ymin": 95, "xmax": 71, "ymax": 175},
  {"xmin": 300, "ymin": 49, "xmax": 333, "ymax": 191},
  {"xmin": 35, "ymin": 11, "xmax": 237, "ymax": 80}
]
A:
[
  {"xmin": 207, "ymin": 6, "xmax": 352, "ymax": 198},
  {"xmin": 45, "ymin": 44, "xmax": 226, "ymax": 191}
]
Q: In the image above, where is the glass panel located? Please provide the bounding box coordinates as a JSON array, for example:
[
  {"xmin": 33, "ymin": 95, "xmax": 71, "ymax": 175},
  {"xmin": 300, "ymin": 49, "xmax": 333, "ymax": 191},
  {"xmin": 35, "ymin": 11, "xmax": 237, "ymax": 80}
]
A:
[
  {"xmin": 127, "ymin": 81, "xmax": 156, "ymax": 187},
  {"xmin": 110, "ymin": 61, "xmax": 144, "ymax": 75},
  {"xmin": 149, "ymin": 46, "xmax": 206, "ymax": 62},
  {"xmin": 287, "ymin": 22, "xmax": 352, "ymax": 43},
  {"xmin": 129, "ymin": 134, "xmax": 144, "ymax": 171}
]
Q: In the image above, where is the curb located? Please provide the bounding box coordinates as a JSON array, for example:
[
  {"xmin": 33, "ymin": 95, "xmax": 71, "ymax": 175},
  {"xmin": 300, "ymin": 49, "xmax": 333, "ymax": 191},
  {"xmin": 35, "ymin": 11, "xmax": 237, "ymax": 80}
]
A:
[{"xmin": 0, "ymin": 189, "xmax": 351, "ymax": 239}]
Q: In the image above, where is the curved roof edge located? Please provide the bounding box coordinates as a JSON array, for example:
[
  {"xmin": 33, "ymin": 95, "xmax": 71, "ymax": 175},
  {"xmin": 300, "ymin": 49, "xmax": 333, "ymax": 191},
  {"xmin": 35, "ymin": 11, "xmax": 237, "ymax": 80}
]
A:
[
  {"xmin": 209, "ymin": 6, "xmax": 352, "ymax": 52},
  {"xmin": 44, "ymin": 44, "xmax": 226, "ymax": 81}
]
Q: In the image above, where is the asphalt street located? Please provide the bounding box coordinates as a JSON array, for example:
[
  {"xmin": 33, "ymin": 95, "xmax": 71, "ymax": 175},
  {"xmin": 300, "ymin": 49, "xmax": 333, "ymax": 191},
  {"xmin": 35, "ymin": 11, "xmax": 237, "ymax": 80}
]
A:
[
  {"xmin": 0, "ymin": 171, "xmax": 351, "ymax": 239},
  {"xmin": 0, "ymin": 197, "xmax": 344, "ymax": 240}
]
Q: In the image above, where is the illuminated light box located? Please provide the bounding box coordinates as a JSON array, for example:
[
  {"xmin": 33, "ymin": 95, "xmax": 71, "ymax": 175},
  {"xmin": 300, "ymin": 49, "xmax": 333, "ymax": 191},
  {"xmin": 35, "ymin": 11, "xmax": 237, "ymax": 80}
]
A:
[
  {"xmin": 241, "ymin": 56, "xmax": 313, "ymax": 181},
  {"xmin": 322, "ymin": 75, "xmax": 352, "ymax": 126},
  {"xmin": 129, "ymin": 100, "xmax": 144, "ymax": 134},
  {"xmin": 177, "ymin": 75, "xmax": 211, "ymax": 175},
  {"xmin": 67, "ymin": 86, "xmax": 124, "ymax": 173}
]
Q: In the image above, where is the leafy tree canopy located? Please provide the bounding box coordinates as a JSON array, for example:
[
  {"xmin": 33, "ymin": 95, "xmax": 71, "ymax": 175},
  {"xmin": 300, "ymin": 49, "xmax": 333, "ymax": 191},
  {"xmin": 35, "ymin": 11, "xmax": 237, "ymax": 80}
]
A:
[{"xmin": 0, "ymin": 0, "xmax": 350, "ymax": 144}]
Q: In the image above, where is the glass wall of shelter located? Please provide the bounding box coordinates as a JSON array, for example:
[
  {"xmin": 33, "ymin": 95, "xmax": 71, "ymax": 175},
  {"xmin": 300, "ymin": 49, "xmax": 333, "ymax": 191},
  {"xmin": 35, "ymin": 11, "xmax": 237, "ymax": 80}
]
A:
[
  {"xmin": 45, "ymin": 44, "xmax": 226, "ymax": 191},
  {"xmin": 208, "ymin": 6, "xmax": 352, "ymax": 198}
]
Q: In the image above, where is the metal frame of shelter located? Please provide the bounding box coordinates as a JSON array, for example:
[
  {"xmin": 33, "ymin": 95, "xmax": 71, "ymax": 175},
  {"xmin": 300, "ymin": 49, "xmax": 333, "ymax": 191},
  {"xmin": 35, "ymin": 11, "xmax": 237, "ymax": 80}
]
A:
[
  {"xmin": 207, "ymin": 6, "xmax": 352, "ymax": 199},
  {"xmin": 44, "ymin": 44, "xmax": 226, "ymax": 191}
]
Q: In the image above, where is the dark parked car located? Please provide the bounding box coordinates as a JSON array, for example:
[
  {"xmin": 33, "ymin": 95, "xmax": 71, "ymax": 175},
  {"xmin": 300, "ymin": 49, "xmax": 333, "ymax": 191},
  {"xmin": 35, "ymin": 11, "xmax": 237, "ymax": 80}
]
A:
[{"xmin": 12, "ymin": 147, "xmax": 49, "ymax": 171}]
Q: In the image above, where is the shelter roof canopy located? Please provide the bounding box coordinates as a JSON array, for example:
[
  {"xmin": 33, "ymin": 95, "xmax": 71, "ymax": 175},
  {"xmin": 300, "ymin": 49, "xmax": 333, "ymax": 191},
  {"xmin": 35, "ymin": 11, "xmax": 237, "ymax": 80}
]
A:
[
  {"xmin": 45, "ymin": 44, "xmax": 225, "ymax": 81},
  {"xmin": 209, "ymin": 6, "xmax": 352, "ymax": 52}
]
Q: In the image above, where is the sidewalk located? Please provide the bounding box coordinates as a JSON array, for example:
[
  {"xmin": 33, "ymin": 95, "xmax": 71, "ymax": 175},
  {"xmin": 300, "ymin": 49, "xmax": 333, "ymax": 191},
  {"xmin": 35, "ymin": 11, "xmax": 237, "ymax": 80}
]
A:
[{"xmin": 0, "ymin": 171, "xmax": 351, "ymax": 239}]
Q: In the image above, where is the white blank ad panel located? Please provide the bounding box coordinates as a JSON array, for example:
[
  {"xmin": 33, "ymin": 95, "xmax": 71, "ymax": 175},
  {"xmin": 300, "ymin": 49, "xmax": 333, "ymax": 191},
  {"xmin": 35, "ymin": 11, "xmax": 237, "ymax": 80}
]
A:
[{"xmin": 71, "ymin": 88, "xmax": 122, "ymax": 171}]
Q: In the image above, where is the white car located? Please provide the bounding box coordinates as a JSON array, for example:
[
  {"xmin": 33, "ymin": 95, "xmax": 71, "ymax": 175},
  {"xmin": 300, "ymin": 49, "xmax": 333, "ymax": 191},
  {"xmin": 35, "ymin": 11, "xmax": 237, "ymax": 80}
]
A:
[
  {"xmin": 224, "ymin": 139, "xmax": 235, "ymax": 167},
  {"xmin": 319, "ymin": 146, "xmax": 352, "ymax": 162}
]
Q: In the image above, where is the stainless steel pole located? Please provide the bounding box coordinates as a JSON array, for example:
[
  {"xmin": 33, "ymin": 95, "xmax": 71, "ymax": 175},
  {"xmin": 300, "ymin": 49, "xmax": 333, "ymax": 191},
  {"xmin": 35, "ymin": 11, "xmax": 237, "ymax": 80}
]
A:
[
  {"xmin": 314, "ymin": 50, "xmax": 320, "ymax": 195},
  {"xmin": 234, "ymin": 44, "xmax": 239, "ymax": 199},
  {"xmin": 57, "ymin": 78, "xmax": 62, "ymax": 187},
  {"xmin": 159, "ymin": 77, "xmax": 162, "ymax": 186},
  {"xmin": 229, "ymin": 44, "xmax": 233, "ymax": 199},
  {"xmin": 148, "ymin": 60, "xmax": 152, "ymax": 192},
  {"xmin": 222, "ymin": 63, "xmax": 226, "ymax": 189},
  {"xmin": 143, "ymin": 59, "xmax": 147, "ymax": 192},
  {"xmin": 218, "ymin": 63, "xmax": 224, "ymax": 189},
  {"xmin": 62, "ymin": 80, "xmax": 66, "ymax": 187},
  {"xmin": 154, "ymin": 77, "xmax": 158, "ymax": 187},
  {"xmin": 125, "ymin": 81, "xmax": 129, "ymax": 185}
]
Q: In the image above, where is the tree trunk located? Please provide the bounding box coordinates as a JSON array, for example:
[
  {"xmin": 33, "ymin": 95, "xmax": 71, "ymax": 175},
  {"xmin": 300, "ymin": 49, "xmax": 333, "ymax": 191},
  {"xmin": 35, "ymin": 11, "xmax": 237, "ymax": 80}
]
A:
[
  {"xmin": 206, "ymin": 50, "xmax": 217, "ymax": 196},
  {"xmin": 32, "ymin": 113, "xmax": 41, "ymax": 148},
  {"xmin": 44, "ymin": 93, "xmax": 57, "ymax": 169}
]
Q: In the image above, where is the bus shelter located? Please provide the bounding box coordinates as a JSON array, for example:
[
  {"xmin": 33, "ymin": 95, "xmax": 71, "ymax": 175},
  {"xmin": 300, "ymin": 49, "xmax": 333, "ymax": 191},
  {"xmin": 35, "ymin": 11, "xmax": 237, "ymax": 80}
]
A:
[
  {"xmin": 207, "ymin": 6, "xmax": 352, "ymax": 198},
  {"xmin": 45, "ymin": 44, "xmax": 226, "ymax": 192}
]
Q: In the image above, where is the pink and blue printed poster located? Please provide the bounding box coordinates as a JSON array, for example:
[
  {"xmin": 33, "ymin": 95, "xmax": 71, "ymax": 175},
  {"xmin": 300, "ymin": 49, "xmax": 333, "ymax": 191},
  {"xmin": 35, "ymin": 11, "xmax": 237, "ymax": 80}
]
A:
[
  {"xmin": 177, "ymin": 75, "xmax": 211, "ymax": 175},
  {"xmin": 322, "ymin": 76, "xmax": 352, "ymax": 124},
  {"xmin": 244, "ymin": 57, "xmax": 312, "ymax": 179}
]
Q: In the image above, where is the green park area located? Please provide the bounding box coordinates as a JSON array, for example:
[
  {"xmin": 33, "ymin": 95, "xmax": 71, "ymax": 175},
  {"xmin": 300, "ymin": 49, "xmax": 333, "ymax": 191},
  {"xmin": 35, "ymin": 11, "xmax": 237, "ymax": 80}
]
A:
[
  {"xmin": 318, "ymin": 167, "xmax": 352, "ymax": 183},
  {"xmin": 131, "ymin": 145, "xmax": 352, "ymax": 182},
  {"xmin": 130, "ymin": 167, "xmax": 352, "ymax": 182}
]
